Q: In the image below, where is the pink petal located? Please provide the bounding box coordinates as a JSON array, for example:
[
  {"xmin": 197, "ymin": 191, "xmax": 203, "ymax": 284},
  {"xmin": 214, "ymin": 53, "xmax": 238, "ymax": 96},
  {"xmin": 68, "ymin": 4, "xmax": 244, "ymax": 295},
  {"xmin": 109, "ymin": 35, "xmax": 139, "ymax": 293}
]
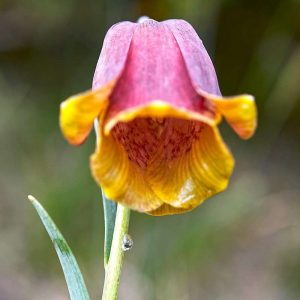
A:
[
  {"xmin": 92, "ymin": 22, "xmax": 136, "ymax": 90},
  {"xmin": 105, "ymin": 19, "xmax": 215, "ymax": 124},
  {"xmin": 164, "ymin": 19, "xmax": 221, "ymax": 96}
]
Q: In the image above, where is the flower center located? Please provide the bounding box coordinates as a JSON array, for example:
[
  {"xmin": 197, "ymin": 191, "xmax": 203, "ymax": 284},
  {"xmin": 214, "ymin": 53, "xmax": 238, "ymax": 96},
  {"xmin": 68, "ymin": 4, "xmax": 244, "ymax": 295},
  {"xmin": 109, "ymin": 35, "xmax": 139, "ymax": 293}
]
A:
[{"xmin": 112, "ymin": 118, "xmax": 204, "ymax": 169}]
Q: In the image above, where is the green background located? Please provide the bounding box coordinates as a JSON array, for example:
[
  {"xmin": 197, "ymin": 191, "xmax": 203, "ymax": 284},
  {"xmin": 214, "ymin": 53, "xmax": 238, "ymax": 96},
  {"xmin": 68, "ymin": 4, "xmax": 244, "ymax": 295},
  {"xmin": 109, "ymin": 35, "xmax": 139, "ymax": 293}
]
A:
[{"xmin": 1, "ymin": 0, "xmax": 300, "ymax": 299}]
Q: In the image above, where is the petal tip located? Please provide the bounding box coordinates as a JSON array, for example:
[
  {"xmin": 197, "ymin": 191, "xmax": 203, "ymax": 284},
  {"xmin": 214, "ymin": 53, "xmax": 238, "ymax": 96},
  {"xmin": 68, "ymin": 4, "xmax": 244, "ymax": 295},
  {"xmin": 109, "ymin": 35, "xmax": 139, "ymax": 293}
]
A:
[
  {"xmin": 208, "ymin": 93, "xmax": 257, "ymax": 140},
  {"xmin": 59, "ymin": 83, "xmax": 113, "ymax": 146}
]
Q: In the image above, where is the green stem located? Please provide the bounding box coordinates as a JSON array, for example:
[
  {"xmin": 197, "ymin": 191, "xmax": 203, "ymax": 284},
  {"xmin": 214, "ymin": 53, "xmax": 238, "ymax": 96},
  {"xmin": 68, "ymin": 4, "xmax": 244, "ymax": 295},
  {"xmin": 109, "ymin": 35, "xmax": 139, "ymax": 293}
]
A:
[{"xmin": 102, "ymin": 204, "xmax": 131, "ymax": 300}]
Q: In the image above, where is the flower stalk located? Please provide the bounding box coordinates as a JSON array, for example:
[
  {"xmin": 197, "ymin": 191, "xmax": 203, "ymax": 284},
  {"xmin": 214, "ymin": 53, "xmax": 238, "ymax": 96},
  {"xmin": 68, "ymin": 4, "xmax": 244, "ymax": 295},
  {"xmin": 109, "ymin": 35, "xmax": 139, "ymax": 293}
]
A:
[{"xmin": 102, "ymin": 204, "xmax": 131, "ymax": 300}]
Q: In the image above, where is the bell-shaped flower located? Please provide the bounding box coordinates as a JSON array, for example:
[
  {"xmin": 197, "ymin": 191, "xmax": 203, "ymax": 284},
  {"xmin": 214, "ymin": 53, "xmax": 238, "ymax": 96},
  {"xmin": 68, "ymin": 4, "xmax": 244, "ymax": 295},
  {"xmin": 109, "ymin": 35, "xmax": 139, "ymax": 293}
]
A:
[{"xmin": 60, "ymin": 18, "xmax": 257, "ymax": 215}]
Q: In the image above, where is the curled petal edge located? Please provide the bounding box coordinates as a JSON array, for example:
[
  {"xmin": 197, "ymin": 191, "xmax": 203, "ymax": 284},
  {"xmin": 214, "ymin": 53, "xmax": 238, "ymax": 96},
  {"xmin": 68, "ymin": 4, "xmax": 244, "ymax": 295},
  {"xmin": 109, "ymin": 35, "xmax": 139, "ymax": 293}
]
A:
[
  {"xmin": 59, "ymin": 81, "xmax": 115, "ymax": 145},
  {"xmin": 199, "ymin": 91, "xmax": 257, "ymax": 139},
  {"xmin": 103, "ymin": 100, "xmax": 221, "ymax": 135}
]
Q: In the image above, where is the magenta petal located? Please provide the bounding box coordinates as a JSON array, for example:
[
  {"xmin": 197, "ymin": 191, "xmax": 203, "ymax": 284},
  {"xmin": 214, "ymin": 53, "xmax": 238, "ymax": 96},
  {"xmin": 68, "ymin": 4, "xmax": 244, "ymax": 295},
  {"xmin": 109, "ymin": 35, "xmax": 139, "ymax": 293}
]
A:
[
  {"xmin": 164, "ymin": 19, "xmax": 221, "ymax": 96},
  {"xmin": 92, "ymin": 22, "xmax": 136, "ymax": 90},
  {"xmin": 105, "ymin": 19, "xmax": 215, "ymax": 123}
]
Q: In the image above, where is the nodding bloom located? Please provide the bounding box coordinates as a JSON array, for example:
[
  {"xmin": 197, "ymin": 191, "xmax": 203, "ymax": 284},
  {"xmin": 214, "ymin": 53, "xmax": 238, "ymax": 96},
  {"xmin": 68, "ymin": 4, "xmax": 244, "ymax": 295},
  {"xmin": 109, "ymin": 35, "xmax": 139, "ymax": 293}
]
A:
[{"xmin": 60, "ymin": 18, "xmax": 257, "ymax": 216}]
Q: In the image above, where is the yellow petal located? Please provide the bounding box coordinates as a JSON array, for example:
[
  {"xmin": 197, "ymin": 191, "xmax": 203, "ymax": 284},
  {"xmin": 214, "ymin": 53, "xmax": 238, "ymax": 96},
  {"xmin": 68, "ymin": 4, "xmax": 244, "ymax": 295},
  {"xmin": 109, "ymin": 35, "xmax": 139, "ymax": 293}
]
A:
[
  {"xmin": 90, "ymin": 101, "xmax": 234, "ymax": 215},
  {"xmin": 146, "ymin": 124, "xmax": 234, "ymax": 215},
  {"xmin": 90, "ymin": 122, "xmax": 163, "ymax": 213},
  {"xmin": 148, "ymin": 203, "xmax": 192, "ymax": 216},
  {"xmin": 208, "ymin": 94, "xmax": 257, "ymax": 139},
  {"xmin": 59, "ymin": 81, "xmax": 114, "ymax": 145},
  {"xmin": 104, "ymin": 100, "xmax": 220, "ymax": 135}
]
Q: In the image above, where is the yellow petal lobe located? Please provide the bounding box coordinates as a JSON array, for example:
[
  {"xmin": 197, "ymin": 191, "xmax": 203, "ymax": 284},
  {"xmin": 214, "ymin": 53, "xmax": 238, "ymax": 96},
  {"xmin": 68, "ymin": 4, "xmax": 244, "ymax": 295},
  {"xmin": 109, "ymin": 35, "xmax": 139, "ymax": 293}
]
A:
[
  {"xmin": 60, "ymin": 82, "xmax": 114, "ymax": 145},
  {"xmin": 209, "ymin": 94, "xmax": 257, "ymax": 139}
]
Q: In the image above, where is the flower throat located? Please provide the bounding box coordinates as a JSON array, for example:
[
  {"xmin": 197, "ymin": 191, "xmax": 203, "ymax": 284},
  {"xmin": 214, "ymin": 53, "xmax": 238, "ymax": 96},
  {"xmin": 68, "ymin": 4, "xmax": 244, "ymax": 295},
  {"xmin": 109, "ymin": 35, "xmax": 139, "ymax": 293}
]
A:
[{"xmin": 112, "ymin": 118, "xmax": 204, "ymax": 169}]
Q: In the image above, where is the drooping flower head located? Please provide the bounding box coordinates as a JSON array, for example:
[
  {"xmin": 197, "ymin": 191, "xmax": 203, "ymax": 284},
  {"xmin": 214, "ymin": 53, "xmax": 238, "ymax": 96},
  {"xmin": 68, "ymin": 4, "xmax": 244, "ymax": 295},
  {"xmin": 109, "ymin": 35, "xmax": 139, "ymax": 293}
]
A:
[{"xmin": 60, "ymin": 18, "xmax": 257, "ymax": 216}]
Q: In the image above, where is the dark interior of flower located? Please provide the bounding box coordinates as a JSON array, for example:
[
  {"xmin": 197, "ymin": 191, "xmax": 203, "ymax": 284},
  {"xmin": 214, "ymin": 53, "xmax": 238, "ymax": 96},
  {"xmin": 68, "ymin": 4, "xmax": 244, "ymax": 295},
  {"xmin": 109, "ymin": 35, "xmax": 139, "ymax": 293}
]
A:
[{"xmin": 112, "ymin": 118, "xmax": 204, "ymax": 169}]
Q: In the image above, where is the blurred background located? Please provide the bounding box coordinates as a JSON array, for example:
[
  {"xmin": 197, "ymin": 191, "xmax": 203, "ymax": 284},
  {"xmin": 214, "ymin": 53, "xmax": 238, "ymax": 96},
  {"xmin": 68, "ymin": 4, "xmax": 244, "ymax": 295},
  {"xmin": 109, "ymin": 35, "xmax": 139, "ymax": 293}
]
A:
[{"xmin": 1, "ymin": 0, "xmax": 300, "ymax": 299}]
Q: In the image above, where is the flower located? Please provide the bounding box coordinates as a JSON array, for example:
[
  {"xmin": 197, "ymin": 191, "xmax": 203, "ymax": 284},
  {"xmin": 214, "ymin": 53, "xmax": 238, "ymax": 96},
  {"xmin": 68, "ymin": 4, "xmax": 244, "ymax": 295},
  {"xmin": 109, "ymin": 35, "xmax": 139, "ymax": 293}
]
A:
[{"xmin": 60, "ymin": 18, "xmax": 257, "ymax": 216}]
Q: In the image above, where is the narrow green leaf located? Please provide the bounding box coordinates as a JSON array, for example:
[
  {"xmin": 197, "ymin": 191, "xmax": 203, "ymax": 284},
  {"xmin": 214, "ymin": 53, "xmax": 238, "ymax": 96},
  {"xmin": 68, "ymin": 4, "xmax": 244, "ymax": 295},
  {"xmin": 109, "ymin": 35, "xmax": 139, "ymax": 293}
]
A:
[
  {"xmin": 28, "ymin": 195, "xmax": 90, "ymax": 300},
  {"xmin": 101, "ymin": 191, "xmax": 117, "ymax": 268}
]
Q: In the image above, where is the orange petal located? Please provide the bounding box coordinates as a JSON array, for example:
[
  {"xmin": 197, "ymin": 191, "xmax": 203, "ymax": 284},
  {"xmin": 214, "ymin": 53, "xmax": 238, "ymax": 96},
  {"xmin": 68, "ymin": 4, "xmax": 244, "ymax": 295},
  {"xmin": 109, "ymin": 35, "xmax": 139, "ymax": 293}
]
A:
[
  {"xmin": 59, "ymin": 82, "xmax": 114, "ymax": 145},
  {"xmin": 207, "ymin": 94, "xmax": 257, "ymax": 139}
]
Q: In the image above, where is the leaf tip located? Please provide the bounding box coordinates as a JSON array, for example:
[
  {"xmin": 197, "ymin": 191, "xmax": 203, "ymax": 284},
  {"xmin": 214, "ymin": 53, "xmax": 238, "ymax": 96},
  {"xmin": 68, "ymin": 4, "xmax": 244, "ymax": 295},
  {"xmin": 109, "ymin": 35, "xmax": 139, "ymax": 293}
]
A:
[
  {"xmin": 28, "ymin": 194, "xmax": 36, "ymax": 202},
  {"xmin": 28, "ymin": 195, "xmax": 40, "ymax": 210}
]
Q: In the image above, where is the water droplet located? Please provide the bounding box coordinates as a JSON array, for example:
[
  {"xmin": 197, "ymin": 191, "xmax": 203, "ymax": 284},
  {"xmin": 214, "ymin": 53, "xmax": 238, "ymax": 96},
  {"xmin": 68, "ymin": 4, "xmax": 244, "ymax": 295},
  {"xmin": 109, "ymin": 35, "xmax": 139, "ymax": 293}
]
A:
[{"xmin": 122, "ymin": 234, "xmax": 133, "ymax": 251}]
